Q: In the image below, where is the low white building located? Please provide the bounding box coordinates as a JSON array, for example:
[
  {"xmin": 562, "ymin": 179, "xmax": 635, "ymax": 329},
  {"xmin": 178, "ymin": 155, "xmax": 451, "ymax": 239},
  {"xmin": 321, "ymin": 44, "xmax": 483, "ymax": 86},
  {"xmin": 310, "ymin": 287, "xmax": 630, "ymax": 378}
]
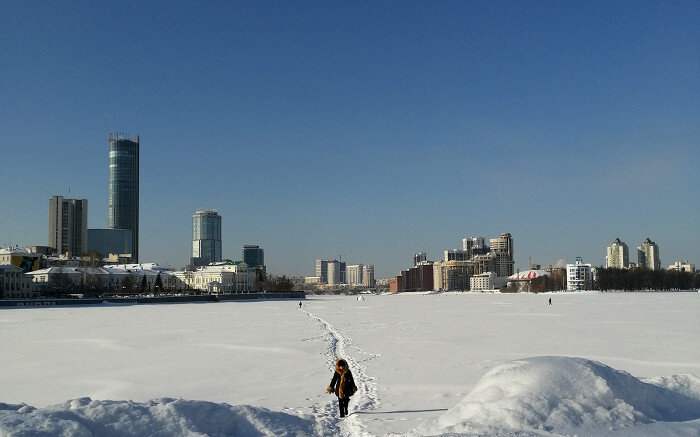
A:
[
  {"xmin": 566, "ymin": 257, "xmax": 592, "ymax": 291},
  {"xmin": 0, "ymin": 264, "xmax": 25, "ymax": 298},
  {"xmin": 304, "ymin": 276, "xmax": 321, "ymax": 284},
  {"xmin": 0, "ymin": 247, "xmax": 42, "ymax": 273},
  {"xmin": 470, "ymin": 272, "xmax": 498, "ymax": 291},
  {"xmin": 24, "ymin": 266, "xmax": 112, "ymax": 293},
  {"xmin": 103, "ymin": 263, "xmax": 183, "ymax": 292},
  {"xmin": 45, "ymin": 255, "xmax": 84, "ymax": 268},
  {"xmin": 668, "ymin": 261, "xmax": 695, "ymax": 273},
  {"xmin": 26, "ymin": 266, "xmax": 122, "ymax": 293},
  {"xmin": 6, "ymin": 260, "xmax": 259, "ymax": 297},
  {"xmin": 172, "ymin": 261, "xmax": 254, "ymax": 293},
  {"xmin": 22, "ymin": 263, "xmax": 183, "ymax": 294}
]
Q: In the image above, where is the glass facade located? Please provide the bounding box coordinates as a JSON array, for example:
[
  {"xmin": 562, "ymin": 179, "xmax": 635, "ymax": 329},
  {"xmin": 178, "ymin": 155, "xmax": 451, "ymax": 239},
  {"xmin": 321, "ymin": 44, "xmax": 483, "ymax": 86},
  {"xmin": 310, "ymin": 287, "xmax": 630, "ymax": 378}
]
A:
[
  {"xmin": 108, "ymin": 134, "xmax": 139, "ymax": 262},
  {"xmin": 242, "ymin": 245, "xmax": 264, "ymax": 268},
  {"xmin": 192, "ymin": 210, "xmax": 222, "ymax": 264},
  {"xmin": 87, "ymin": 228, "xmax": 133, "ymax": 257}
]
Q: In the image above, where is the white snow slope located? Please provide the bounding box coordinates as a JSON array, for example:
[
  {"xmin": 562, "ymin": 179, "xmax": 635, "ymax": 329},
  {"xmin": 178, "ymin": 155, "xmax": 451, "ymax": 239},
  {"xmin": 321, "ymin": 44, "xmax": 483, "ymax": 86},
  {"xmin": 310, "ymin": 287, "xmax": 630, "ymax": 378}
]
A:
[
  {"xmin": 413, "ymin": 356, "xmax": 700, "ymax": 436},
  {"xmin": 0, "ymin": 398, "xmax": 314, "ymax": 437},
  {"xmin": 1, "ymin": 292, "xmax": 699, "ymax": 436}
]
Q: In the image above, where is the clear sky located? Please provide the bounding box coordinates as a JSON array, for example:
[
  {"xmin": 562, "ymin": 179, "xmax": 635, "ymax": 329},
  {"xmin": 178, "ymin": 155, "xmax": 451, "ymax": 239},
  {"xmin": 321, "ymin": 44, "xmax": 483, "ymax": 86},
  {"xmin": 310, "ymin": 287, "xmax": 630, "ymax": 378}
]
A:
[{"xmin": 1, "ymin": 1, "xmax": 698, "ymax": 278}]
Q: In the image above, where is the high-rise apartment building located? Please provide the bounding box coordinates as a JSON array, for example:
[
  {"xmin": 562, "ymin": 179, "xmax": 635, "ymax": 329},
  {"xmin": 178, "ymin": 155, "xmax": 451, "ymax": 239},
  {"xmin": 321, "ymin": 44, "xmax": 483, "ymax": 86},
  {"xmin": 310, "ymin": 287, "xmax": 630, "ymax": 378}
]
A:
[
  {"xmin": 315, "ymin": 259, "xmax": 345, "ymax": 284},
  {"xmin": 49, "ymin": 196, "xmax": 87, "ymax": 256},
  {"xmin": 638, "ymin": 238, "xmax": 660, "ymax": 270},
  {"xmin": 327, "ymin": 260, "xmax": 341, "ymax": 285},
  {"xmin": 191, "ymin": 209, "xmax": 222, "ymax": 266},
  {"xmin": 413, "ymin": 252, "xmax": 427, "ymax": 266},
  {"xmin": 347, "ymin": 264, "xmax": 364, "ymax": 286},
  {"xmin": 339, "ymin": 261, "xmax": 347, "ymax": 284},
  {"xmin": 433, "ymin": 260, "xmax": 470, "ymax": 291},
  {"xmin": 472, "ymin": 253, "xmax": 496, "ymax": 275},
  {"xmin": 363, "ymin": 264, "xmax": 375, "ymax": 287},
  {"xmin": 605, "ymin": 238, "xmax": 629, "ymax": 268},
  {"xmin": 490, "ymin": 233, "xmax": 514, "ymax": 277},
  {"xmin": 315, "ymin": 259, "xmax": 329, "ymax": 283},
  {"xmin": 444, "ymin": 249, "xmax": 469, "ymax": 262},
  {"xmin": 108, "ymin": 133, "xmax": 139, "ymax": 262},
  {"xmin": 462, "ymin": 236, "xmax": 488, "ymax": 258}
]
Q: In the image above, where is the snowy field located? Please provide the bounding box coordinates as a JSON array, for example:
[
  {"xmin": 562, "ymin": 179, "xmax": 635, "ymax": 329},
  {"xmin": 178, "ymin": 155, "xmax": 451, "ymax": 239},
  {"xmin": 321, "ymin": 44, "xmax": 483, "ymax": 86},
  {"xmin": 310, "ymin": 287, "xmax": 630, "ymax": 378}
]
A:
[{"xmin": 1, "ymin": 292, "xmax": 699, "ymax": 436}]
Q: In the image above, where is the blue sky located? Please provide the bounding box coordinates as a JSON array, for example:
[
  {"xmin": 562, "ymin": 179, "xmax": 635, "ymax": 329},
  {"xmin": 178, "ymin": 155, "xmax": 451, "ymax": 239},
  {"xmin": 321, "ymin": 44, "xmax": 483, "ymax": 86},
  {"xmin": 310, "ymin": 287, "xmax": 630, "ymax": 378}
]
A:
[{"xmin": 1, "ymin": 1, "xmax": 698, "ymax": 278}]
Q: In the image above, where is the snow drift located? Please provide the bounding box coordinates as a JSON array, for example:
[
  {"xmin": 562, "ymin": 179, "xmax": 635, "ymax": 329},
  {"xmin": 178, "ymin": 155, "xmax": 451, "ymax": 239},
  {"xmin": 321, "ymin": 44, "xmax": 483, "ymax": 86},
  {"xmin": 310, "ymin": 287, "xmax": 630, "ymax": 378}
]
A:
[
  {"xmin": 0, "ymin": 357, "xmax": 700, "ymax": 437},
  {"xmin": 415, "ymin": 356, "xmax": 700, "ymax": 436},
  {"xmin": 0, "ymin": 397, "xmax": 314, "ymax": 437},
  {"xmin": 2, "ymin": 357, "xmax": 699, "ymax": 436}
]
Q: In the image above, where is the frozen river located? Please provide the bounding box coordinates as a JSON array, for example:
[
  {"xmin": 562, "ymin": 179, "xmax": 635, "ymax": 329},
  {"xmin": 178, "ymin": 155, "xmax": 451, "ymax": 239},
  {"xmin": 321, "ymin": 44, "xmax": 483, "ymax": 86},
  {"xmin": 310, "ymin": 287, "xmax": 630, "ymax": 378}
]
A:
[{"xmin": 1, "ymin": 291, "xmax": 699, "ymax": 436}]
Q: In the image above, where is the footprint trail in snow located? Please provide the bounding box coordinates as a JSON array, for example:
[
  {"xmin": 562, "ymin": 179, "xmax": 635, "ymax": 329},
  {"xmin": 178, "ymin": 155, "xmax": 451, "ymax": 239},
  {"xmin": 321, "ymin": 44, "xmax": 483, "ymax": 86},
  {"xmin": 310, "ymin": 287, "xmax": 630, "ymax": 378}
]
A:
[{"xmin": 302, "ymin": 308, "xmax": 380, "ymax": 437}]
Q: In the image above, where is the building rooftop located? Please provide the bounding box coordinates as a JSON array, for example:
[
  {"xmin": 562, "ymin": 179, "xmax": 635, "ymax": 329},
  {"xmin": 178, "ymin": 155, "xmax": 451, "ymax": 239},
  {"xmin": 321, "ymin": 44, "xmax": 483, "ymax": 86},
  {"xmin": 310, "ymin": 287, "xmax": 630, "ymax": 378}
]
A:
[
  {"xmin": 0, "ymin": 246, "xmax": 40, "ymax": 255},
  {"xmin": 507, "ymin": 270, "xmax": 550, "ymax": 280}
]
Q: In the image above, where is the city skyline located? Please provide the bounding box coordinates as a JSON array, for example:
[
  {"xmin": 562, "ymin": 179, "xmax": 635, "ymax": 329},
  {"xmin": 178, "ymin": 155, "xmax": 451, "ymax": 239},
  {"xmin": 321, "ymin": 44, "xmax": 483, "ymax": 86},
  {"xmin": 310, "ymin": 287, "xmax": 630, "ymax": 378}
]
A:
[{"xmin": 1, "ymin": 2, "xmax": 698, "ymax": 278}]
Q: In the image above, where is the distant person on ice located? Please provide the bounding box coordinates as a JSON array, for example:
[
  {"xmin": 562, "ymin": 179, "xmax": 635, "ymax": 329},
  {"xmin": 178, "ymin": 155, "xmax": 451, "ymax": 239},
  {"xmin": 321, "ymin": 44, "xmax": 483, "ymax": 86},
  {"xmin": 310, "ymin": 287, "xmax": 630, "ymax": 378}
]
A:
[
  {"xmin": 299, "ymin": 301, "xmax": 302, "ymax": 309},
  {"xmin": 549, "ymin": 297, "xmax": 552, "ymax": 305},
  {"xmin": 326, "ymin": 358, "xmax": 357, "ymax": 418}
]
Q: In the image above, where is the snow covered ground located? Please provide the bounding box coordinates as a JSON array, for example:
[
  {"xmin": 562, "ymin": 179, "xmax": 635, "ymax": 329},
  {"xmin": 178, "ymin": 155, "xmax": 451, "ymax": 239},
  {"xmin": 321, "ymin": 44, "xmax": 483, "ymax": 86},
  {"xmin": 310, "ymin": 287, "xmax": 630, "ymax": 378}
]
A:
[{"xmin": 1, "ymin": 292, "xmax": 699, "ymax": 436}]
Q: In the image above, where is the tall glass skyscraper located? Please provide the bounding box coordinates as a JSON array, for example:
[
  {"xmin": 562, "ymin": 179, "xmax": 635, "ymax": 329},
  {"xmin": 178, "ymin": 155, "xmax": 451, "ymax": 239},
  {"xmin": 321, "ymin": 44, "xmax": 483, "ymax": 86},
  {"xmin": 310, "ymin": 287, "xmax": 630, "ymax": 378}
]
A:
[
  {"xmin": 108, "ymin": 133, "xmax": 139, "ymax": 262},
  {"xmin": 192, "ymin": 209, "xmax": 222, "ymax": 266}
]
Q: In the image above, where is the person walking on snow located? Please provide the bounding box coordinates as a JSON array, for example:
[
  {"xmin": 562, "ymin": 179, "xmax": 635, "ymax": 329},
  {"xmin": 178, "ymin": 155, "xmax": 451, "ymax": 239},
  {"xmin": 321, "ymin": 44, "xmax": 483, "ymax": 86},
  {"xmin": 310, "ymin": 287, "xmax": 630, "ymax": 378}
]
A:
[
  {"xmin": 548, "ymin": 297, "xmax": 552, "ymax": 305},
  {"xmin": 299, "ymin": 301, "xmax": 302, "ymax": 309},
  {"xmin": 327, "ymin": 358, "xmax": 357, "ymax": 417}
]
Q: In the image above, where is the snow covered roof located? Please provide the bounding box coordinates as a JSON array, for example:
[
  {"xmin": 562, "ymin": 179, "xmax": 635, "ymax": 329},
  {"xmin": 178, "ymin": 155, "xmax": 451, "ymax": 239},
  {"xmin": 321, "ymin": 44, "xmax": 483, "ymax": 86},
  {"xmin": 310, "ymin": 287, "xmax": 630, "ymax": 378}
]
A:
[
  {"xmin": 195, "ymin": 265, "xmax": 237, "ymax": 274},
  {"xmin": 0, "ymin": 264, "xmax": 22, "ymax": 271},
  {"xmin": 26, "ymin": 267, "xmax": 112, "ymax": 275},
  {"xmin": 25, "ymin": 266, "xmax": 175, "ymax": 277},
  {"xmin": 103, "ymin": 263, "xmax": 170, "ymax": 272},
  {"xmin": 211, "ymin": 261, "xmax": 247, "ymax": 267},
  {"xmin": 507, "ymin": 270, "xmax": 550, "ymax": 280},
  {"xmin": 0, "ymin": 247, "xmax": 38, "ymax": 255}
]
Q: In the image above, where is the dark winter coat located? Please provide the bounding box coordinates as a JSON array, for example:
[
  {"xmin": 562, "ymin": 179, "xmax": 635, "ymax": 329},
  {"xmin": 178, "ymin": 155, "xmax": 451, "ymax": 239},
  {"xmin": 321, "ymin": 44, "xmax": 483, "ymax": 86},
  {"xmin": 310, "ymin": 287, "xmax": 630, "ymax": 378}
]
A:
[{"xmin": 328, "ymin": 361, "xmax": 357, "ymax": 399}]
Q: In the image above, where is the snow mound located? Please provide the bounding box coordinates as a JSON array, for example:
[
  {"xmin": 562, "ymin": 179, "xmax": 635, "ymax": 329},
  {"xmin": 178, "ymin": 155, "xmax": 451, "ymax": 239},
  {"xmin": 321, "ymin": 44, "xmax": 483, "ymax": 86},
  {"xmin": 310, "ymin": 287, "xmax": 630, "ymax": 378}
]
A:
[
  {"xmin": 415, "ymin": 356, "xmax": 700, "ymax": 436},
  {"xmin": 0, "ymin": 397, "xmax": 315, "ymax": 437}
]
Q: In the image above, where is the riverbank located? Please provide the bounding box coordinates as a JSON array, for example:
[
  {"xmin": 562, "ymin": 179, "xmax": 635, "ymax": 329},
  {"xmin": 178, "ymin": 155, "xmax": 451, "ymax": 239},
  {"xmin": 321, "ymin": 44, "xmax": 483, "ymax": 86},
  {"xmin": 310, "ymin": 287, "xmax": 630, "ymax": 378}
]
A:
[{"xmin": 0, "ymin": 291, "xmax": 305, "ymax": 307}]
